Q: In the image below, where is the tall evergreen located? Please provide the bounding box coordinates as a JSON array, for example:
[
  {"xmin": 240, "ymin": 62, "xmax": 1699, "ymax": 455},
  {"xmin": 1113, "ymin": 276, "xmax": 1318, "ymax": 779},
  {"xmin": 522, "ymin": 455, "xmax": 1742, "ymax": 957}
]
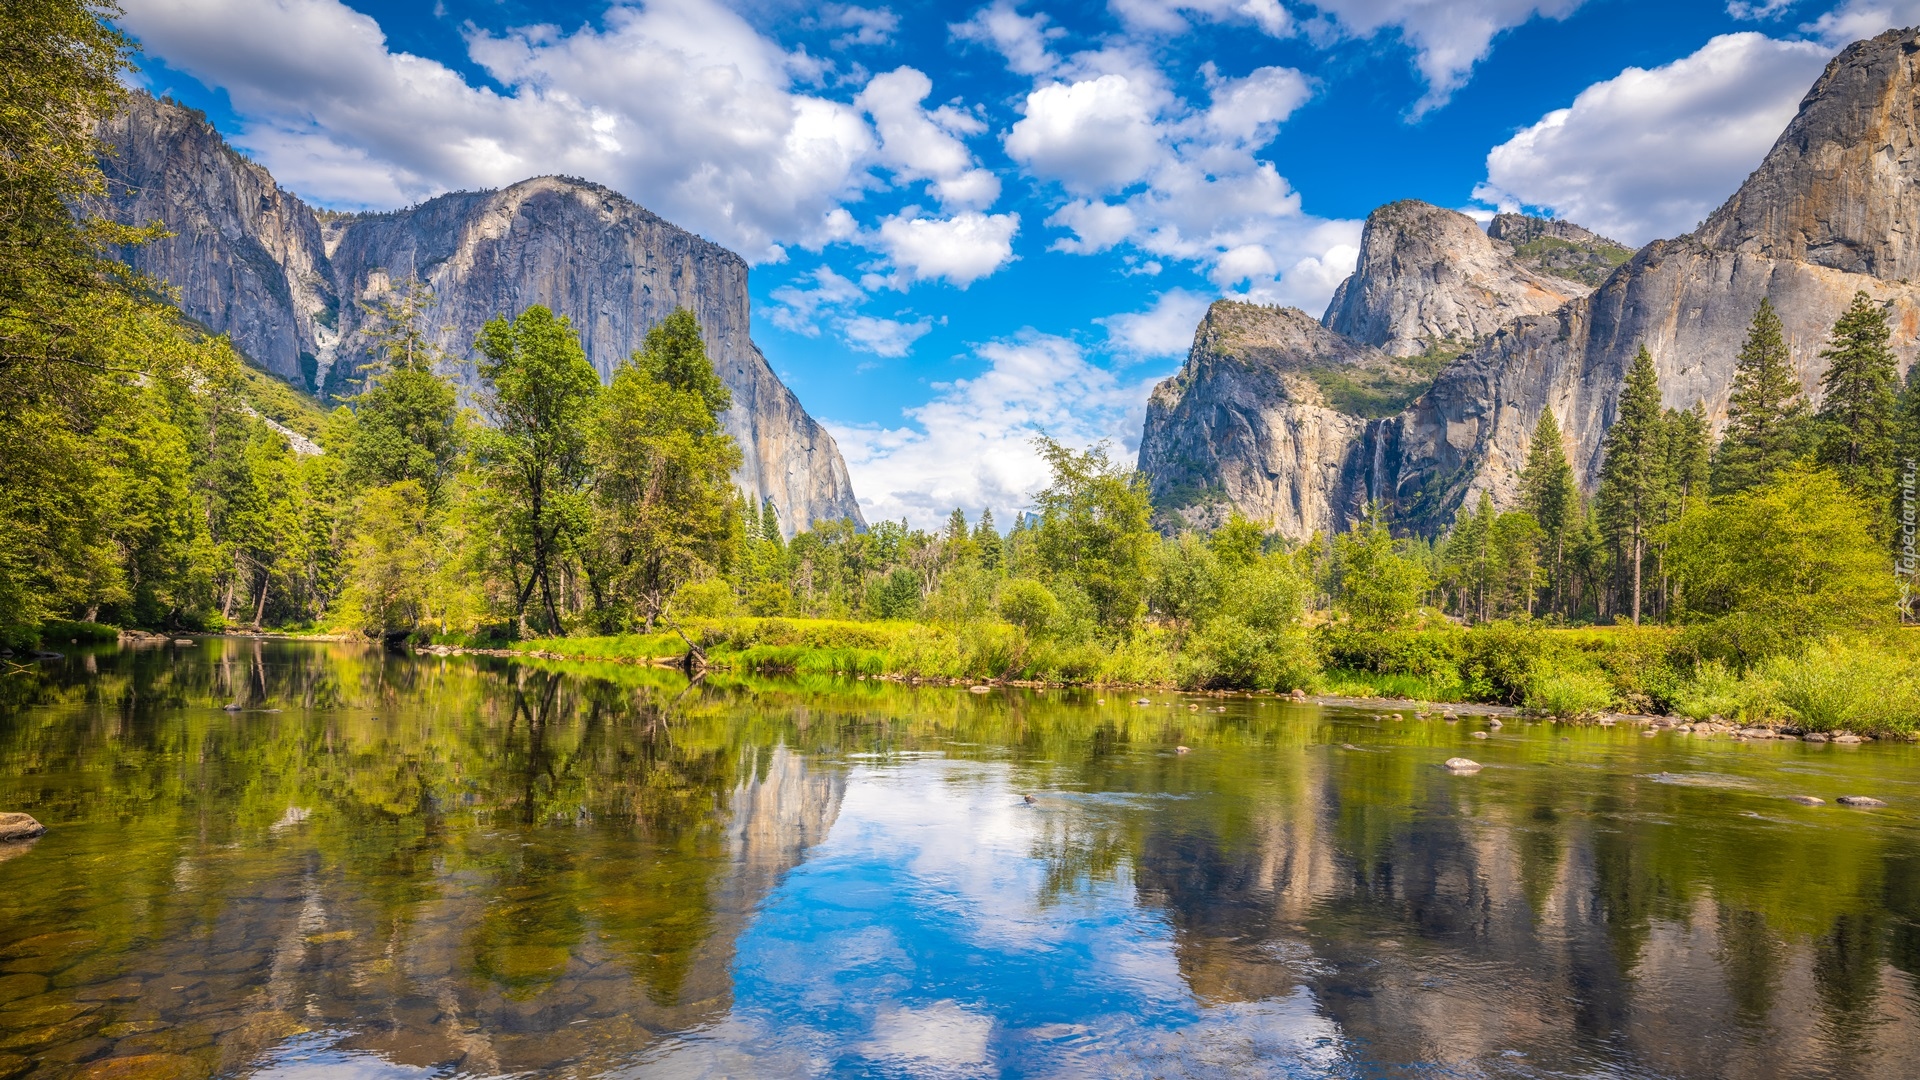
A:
[
  {"xmin": 972, "ymin": 509, "xmax": 1002, "ymax": 573},
  {"xmin": 1711, "ymin": 298, "xmax": 1806, "ymax": 494},
  {"xmin": 1519, "ymin": 408, "xmax": 1576, "ymax": 616},
  {"xmin": 1814, "ymin": 291, "xmax": 1898, "ymax": 497},
  {"xmin": 1597, "ymin": 345, "xmax": 1666, "ymax": 625}
]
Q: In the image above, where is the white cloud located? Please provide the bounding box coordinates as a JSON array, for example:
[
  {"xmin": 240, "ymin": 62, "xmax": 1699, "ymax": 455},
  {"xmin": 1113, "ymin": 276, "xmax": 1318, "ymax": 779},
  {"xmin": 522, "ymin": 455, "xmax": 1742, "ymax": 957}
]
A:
[
  {"xmin": 949, "ymin": 0, "xmax": 1064, "ymax": 77},
  {"xmin": 874, "ymin": 210, "xmax": 1020, "ymax": 287},
  {"xmin": 1095, "ymin": 288, "xmax": 1213, "ymax": 360},
  {"xmin": 1726, "ymin": 0, "xmax": 1795, "ymax": 16},
  {"xmin": 1005, "ymin": 73, "xmax": 1169, "ymax": 193},
  {"xmin": 1108, "ymin": 0, "xmax": 1293, "ymax": 36},
  {"xmin": 769, "ymin": 266, "xmax": 866, "ymax": 336},
  {"xmin": 1202, "ymin": 64, "xmax": 1313, "ymax": 143},
  {"xmin": 1806, "ymin": 1, "xmax": 1920, "ymax": 42},
  {"xmin": 1475, "ymin": 32, "xmax": 1834, "ymax": 245},
  {"xmin": 1309, "ymin": 0, "xmax": 1585, "ymax": 115},
  {"xmin": 856, "ymin": 67, "xmax": 1000, "ymax": 210},
  {"xmin": 822, "ymin": 4, "xmax": 899, "ymax": 48},
  {"xmin": 829, "ymin": 332, "xmax": 1158, "ymax": 525},
  {"xmin": 841, "ymin": 314, "xmax": 935, "ymax": 357},
  {"xmin": 119, "ymin": 0, "xmax": 882, "ymax": 262}
]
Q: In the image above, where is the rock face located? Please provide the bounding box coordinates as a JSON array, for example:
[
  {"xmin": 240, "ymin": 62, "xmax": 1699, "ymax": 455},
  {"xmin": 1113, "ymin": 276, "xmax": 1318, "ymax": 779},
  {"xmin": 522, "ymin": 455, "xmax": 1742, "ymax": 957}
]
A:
[
  {"xmin": 1487, "ymin": 213, "xmax": 1633, "ymax": 287},
  {"xmin": 1139, "ymin": 302, "xmax": 1425, "ymax": 536},
  {"xmin": 94, "ymin": 94, "xmax": 863, "ymax": 534},
  {"xmin": 1322, "ymin": 200, "xmax": 1591, "ymax": 357},
  {"xmin": 1144, "ymin": 26, "xmax": 1920, "ymax": 539}
]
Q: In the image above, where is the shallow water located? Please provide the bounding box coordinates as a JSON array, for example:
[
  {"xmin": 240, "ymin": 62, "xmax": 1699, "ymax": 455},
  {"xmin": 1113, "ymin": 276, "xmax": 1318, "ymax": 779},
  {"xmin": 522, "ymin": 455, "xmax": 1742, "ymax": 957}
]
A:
[{"xmin": 1, "ymin": 642, "xmax": 1918, "ymax": 1079}]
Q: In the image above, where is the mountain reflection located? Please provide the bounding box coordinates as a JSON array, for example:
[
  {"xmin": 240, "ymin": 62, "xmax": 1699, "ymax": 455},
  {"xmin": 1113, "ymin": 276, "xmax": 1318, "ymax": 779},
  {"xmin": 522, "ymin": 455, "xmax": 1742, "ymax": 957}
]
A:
[{"xmin": 0, "ymin": 642, "xmax": 1917, "ymax": 1078}]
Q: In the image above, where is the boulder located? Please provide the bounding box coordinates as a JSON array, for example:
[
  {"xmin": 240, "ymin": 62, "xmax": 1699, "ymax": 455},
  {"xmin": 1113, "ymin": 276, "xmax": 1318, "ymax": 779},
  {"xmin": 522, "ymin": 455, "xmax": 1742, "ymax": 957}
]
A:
[
  {"xmin": 1443, "ymin": 757, "xmax": 1482, "ymax": 772},
  {"xmin": 0, "ymin": 814, "xmax": 45, "ymax": 843},
  {"xmin": 1838, "ymin": 796, "xmax": 1888, "ymax": 807}
]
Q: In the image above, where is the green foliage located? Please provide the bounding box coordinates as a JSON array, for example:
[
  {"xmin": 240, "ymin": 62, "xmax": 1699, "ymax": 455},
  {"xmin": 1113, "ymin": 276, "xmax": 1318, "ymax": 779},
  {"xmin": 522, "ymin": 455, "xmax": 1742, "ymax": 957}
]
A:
[
  {"xmin": 1334, "ymin": 510, "xmax": 1429, "ymax": 630},
  {"xmin": 339, "ymin": 281, "xmax": 464, "ymax": 506},
  {"xmin": 474, "ymin": 306, "xmax": 602, "ymax": 633},
  {"xmin": 588, "ymin": 309, "xmax": 743, "ymax": 631},
  {"xmin": 1597, "ymin": 345, "xmax": 1668, "ymax": 623},
  {"xmin": 997, "ymin": 579, "xmax": 1062, "ymax": 637},
  {"xmin": 1814, "ymin": 291, "xmax": 1899, "ymax": 498},
  {"xmin": 1665, "ymin": 466, "xmax": 1896, "ymax": 666},
  {"xmin": 1712, "ymin": 299, "xmax": 1808, "ymax": 495},
  {"xmin": 337, "ymin": 481, "xmax": 435, "ymax": 637},
  {"xmin": 1031, "ymin": 438, "xmax": 1155, "ymax": 635}
]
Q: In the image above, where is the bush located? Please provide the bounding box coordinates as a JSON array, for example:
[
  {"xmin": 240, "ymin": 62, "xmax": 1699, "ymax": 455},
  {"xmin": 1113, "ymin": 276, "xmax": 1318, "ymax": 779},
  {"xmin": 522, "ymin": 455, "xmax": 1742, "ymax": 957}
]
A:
[
  {"xmin": 1756, "ymin": 638, "xmax": 1920, "ymax": 735},
  {"xmin": 673, "ymin": 579, "xmax": 735, "ymax": 618},
  {"xmin": 1458, "ymin": 621, "xmax": 1554, "ymax": 705},
  {"xmin": 1525, "ymin": 667, "xmax": 1614, "ymax": 717},
  {"xmin": 41, "ymin": 619, "xmax": 118, "ymax": 644},
  {"xmin": 997, "ymin": 579, "xmax": 1062, "ymax": 637}
]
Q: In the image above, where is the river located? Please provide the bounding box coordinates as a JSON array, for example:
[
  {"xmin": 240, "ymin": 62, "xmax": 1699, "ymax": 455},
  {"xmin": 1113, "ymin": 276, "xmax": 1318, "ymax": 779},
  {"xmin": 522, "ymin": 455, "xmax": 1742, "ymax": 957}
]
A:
[{"xmin": 0, "ymin": 640, "xmax": 1916, "ymax": 1078}]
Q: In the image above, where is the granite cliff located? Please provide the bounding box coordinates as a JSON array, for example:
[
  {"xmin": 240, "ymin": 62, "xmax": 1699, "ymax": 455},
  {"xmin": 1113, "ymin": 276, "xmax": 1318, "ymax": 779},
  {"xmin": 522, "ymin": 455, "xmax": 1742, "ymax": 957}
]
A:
[
  {"xmin": 95, "ymin": 93, "xmax": 864, "ymax": 534},
  {"xmin": 1142, "ymin": 26, "xmax": 1920, "ymax": 539}
]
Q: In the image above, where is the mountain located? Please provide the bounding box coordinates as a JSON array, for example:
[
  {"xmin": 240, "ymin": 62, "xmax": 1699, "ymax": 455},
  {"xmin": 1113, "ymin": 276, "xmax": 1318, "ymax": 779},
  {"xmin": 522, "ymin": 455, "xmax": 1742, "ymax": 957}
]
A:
[
  {"xmin": 1321, "ymin": 200, "xmax": 1592, "ymax": 357},
  {"xmin": 94, "ymin": 93, "xmax": 864, "ymax": 535},
  {"xmin": 1142, "ymin": 25, "xmax": 1920, "ymax": 539}
]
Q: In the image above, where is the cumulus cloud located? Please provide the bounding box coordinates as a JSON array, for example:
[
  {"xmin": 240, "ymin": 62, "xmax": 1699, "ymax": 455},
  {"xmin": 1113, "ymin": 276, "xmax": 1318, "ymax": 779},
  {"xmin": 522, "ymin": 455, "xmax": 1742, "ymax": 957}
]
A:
[
  {"xmin": 874, "ymin": 210, "xmax": 1020, "ymax": 287},
  {"xmin": 118, "ymin": 0, "xmax": 889, "ymax": 262},
  {"xmin": 856, "ymin": 67, "xmax": 1000, "ymax": 210},
  {"xmin": 1005, "ymin": 52, "xmax": 1351, "ymax": 311},
  {"xmin": 1806, "ymin": 1, "xmax": 1920, "ymax": 42},
  {"xmin": 829, "ymin": 332, "xmax": 1159, "ymax": 525},
  {"xmin": 1095, "ymin": 289, "xmax": 1212, "ymax": 360},
  {"xmin": 841, "ymin": 314, "xmax": 935, "ymax": 357},
  {"xmin": 1005, "ymin": 73, "xmax": 1169, "ymax": 192},
  {"xmin": 822, "ymin": 4, "xmax": 900, "ymax": 48},
  {"xmin": 949, "ymin": 0, "xmax": 1064, "ymax": 77},
  {"xmin": 768, "ymin": 266, "xmax": 866, "ymax": 336},
  {"xmin": 1309, "ymin": 0, "xmax": 1585, "ymax": 115},
  {"xmin": 1108, "ymin": 0, "xmax": 1292, "ymax": 37},
  {"xmin": 1475, "ymin": 32, "xmax": 1834, "ymax": 245}
]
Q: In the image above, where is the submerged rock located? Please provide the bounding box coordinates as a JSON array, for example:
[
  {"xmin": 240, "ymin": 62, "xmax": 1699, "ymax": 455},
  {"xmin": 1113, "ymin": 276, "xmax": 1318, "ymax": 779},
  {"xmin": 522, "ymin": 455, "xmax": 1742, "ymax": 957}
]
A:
[
  {"xmin": 1786, "ymin": 795, "xmax": 1826, "ymax": 806},
  {"xmin": 0, "ymin": 813, "xmax": 45, "ymax": 843},
  {"xmin": 1443, "ymin": 757, "xmax": 1482, "ymax": 772},
  {"xmin": 1838, "ymin": 796, "xmax": 1888, "ymax": 807}
]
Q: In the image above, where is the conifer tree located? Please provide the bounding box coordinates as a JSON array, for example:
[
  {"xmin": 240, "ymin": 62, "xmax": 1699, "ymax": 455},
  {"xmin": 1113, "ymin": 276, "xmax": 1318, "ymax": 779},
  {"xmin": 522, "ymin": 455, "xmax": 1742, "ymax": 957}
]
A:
[
  {"xmin": 1520, "ymin": 408, "xmax": 1576, "ymax": 616},
  {"xmin": 1815, "ymin": 291, "xmax": 1898, "ymax": 497},
  {"xmin": 1711, "ymin": 298, "xmax": 1806, "ymax": 494},
  {"xmin": 1597, "ymin": 346, "xmax": 1666, "ymax": 625},
  {"xmin": 972, "ymin": 509, "xmax": 1003, "ymax": 574}
]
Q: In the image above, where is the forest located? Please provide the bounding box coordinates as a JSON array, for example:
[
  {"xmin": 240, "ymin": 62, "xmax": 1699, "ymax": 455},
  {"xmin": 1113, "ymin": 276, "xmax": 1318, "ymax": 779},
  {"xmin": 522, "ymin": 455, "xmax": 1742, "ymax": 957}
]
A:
[{"xmin": 3, "ymin": 0, "xmax": 1916, "ymax": 736}]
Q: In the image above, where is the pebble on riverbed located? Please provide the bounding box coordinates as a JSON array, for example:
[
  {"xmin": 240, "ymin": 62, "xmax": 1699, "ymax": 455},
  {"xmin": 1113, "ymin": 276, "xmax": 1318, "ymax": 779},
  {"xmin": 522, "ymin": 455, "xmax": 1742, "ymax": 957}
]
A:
[
  {"xmin": 1786, "ymin": 796, "xmax": 1825, "ymax": 806},
  {"xmin": 0, "ymin": 813, "xmax": 45, "ymax": 842}
]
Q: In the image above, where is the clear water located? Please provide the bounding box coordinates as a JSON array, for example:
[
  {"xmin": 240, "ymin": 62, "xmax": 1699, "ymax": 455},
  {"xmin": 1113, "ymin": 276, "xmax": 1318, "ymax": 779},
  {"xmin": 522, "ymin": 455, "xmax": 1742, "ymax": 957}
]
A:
[{"xmin": 1, "ymin": 641, "xmax": 1918, "ymax": 1079}]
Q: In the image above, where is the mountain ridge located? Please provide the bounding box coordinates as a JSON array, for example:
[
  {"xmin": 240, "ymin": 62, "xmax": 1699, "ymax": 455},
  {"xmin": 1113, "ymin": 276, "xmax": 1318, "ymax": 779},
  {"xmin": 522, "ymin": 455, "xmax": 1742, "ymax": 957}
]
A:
[{"xmin": 95, "ymin": 93, "xmax": 864, "ymax": 535}]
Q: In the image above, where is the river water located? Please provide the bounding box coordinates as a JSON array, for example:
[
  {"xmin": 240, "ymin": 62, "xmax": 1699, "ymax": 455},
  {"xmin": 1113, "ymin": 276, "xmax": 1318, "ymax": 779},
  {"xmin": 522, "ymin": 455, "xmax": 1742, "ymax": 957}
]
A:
[{"xmin": 0, "ymin": 640, "xmax": 1917, "ymax": 1079}]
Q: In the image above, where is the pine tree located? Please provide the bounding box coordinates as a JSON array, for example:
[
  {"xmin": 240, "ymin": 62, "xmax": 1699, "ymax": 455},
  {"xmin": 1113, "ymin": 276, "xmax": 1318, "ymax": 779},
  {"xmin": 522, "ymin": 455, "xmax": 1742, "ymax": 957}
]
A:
[
  {"xmin": 1815, "ymin": 291, "xmax": 1898, "ymax": 497},
  {"xmin": 972, "ymin": 509, "xmax": 1003, "ymax": 574},
  {"xmin": 1597, "ymin": 345, "xmax": 1666, "ymax": 625},
  {"xmin": 1711, "ymin": 298, "xmax": 1806, "ymax": 494},
  {"xmin": 1520, "ymin": 408, "xmax": 1576, "ymax": 616}
]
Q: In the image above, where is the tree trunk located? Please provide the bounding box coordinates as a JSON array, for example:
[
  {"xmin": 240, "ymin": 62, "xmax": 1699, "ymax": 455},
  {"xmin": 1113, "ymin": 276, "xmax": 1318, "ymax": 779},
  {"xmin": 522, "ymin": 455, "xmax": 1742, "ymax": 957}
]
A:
[
  {"xmin": 253, "ymin": 571, "xmax": 269, "ymax": 628},
  {"xmin": 1630, "ymin": 530, "xmax": 1643, "ymax": 626}
]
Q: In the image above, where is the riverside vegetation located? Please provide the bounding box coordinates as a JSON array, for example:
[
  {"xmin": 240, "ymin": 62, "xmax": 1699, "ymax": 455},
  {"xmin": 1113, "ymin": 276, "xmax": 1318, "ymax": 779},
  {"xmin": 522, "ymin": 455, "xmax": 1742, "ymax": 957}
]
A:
[{"xmin": 5, "ymin": 1, "xmax": 1919, "ymax": 738}]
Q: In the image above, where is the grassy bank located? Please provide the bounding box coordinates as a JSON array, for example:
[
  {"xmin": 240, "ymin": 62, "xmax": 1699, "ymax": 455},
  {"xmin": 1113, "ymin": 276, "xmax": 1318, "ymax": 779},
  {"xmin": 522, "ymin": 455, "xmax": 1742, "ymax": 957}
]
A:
[{"xmin": 477, "ymin": 616, "xmax": 1920, "ymax": 739}]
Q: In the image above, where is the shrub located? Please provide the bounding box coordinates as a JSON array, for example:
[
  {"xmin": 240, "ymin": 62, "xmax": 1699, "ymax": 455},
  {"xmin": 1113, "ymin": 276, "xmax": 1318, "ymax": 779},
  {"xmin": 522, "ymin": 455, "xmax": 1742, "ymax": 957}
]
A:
[
  {"xmin": 41, "ymin": 619, "xmax": 118, "ymax": 644},
  {"xmin": 673, "ymin": 579, "xmax": 735, "ymax": 618},
  {"xmin": 997, "ymin": 579, "xmax": 1062, "ymax": 637},
  {"xmin": 1525, "ymin": 667, "xmax": 1614, "ymax": 717}
]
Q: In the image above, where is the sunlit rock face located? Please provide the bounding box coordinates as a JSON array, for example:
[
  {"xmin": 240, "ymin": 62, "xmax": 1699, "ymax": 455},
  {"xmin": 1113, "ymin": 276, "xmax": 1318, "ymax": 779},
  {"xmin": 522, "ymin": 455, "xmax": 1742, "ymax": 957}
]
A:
[
  {"xmin": 94, "ymin": 94, "xmax": 864, "ymax": 534},
  {"xmin": 1323, "ymin": 200, "xmax": 1591, "ymax": 358},
  {"xmin": 1141, "ymin": 26, "xmax": 1920, "ymax": 538}
]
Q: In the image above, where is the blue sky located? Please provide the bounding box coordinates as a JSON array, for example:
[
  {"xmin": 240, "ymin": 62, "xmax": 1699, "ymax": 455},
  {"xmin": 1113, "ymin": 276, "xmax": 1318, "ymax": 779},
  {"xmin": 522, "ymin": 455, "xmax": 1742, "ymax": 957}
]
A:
[{"xmin": 117, "ymin": 0, "xmax": 1900, "ymax": 525}]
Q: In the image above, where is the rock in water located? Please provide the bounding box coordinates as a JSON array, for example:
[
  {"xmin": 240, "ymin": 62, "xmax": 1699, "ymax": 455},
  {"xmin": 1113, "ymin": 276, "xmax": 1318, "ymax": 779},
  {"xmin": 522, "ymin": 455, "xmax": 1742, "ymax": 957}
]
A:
[
  {"xmin": 0, "ymin": 813, "xmax": 45, "ymax": 842},
  {"xmin": 1786, "ymin": 795, "xmax": 1826, "ymax": 806},
  {"xmin": 967, "ymin": 685, "xmax": 992, "ymax": 694},
  {"xmin": 1838, "ymin": 796, "xmax": 1888, "ymax": 808},
  {"xmin": 1471, "ymin": 731, "xmax": 1489, "ymax": 739},
  {"xmin": 94, "ymin": 93, "xmax": 863, "ymax": 536},
  {"xmin": 1443, "ymin": 758, "xmax": 1482, "ymax": 772}
]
